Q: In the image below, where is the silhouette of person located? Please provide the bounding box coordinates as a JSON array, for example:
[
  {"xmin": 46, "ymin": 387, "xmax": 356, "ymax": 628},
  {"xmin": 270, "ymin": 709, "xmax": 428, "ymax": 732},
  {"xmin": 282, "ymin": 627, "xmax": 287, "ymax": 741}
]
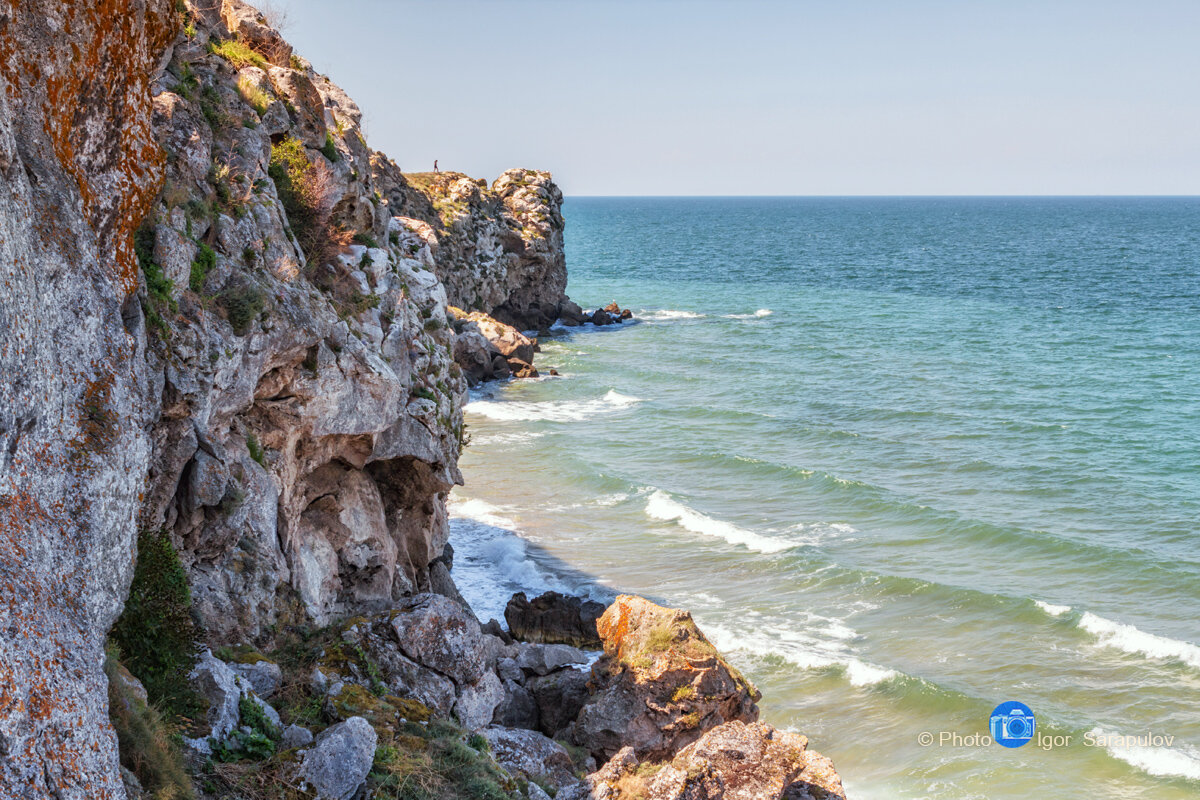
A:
[{"xmin": 434, "ymin": 160, "xmax": 439, "ymax": 172}]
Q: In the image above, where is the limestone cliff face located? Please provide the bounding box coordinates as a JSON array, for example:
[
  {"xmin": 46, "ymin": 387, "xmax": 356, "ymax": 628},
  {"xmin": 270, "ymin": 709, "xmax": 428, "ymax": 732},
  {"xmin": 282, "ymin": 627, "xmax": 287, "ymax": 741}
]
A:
[
  {"xmin": 0, "ymin": 2, "xmax": 175, "ymax": 797},
  {"xmin": 374, "ymin": 164, "xmax": 568, "ymax": 331},
  {"xmin": 139, "ymin": 1, "xmax": 474, "ymax": 643},
  {"xmin": 0, "ymin": 1, "xmax": 568, "ymax": 793}
]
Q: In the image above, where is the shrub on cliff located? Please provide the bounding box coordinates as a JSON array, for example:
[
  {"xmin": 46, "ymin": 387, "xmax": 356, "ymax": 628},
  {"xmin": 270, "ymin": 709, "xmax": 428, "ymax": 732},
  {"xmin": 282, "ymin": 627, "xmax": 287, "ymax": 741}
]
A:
[
  {"xmin": 209, "ymin": 38, "xmax": 268, "ymax": 70},
  {"xmin": 218, "ymin": 283, "xmax": 266, "ymax": 335},
  {"xmin": 268, "ymin": 136, "xmax": 341, "ymax": 267},
  {"xmin": 111, "ymin": 529, "xmax": 203, "ymax": 720},
  {"xmin": 189, "ymin": 242, "xmax": 215, "ymax": 293},
  {"xmin": 136, "ymin": 221, "xmax": 176, "ymax": 337},
  {"xmin": 105, "ymin": 646, "xmax": 195, "ymax": 800}
]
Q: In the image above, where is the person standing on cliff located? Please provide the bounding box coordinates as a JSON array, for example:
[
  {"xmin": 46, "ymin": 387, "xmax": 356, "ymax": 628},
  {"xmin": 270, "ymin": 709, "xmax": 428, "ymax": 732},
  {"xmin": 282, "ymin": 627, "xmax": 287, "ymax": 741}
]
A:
[{"xmin": 433, "ymin": 159, "xmax": 439, "ymax": 172}]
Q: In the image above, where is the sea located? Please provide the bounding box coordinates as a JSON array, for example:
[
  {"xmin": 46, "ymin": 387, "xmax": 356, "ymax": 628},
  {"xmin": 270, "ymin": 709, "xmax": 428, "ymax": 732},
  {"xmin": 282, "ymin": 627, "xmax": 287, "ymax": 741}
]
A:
[{"xmin": 446, "ymin": 197, "xmax": 1200, "ymax": 800}]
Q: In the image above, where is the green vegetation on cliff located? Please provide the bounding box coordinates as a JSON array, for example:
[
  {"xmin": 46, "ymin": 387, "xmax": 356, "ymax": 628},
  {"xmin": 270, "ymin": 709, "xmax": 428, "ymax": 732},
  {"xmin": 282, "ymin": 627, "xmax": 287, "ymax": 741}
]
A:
[
  {"xmin": 105, "ymin": 646, "xmax": 196, "ymax": 800},
  {"xmin": 111, "ymin": 529, "xmax": 203, "ymax": 720}
]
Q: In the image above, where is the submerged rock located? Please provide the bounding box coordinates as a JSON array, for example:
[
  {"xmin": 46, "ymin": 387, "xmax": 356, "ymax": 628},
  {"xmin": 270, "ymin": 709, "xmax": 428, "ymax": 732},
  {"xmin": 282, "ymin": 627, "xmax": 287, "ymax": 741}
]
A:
[
  {"xmin": 505, "ymin": 590, "xmax": 605, "ymax": 648},
  {"xmin": 559, "ymin": 297, "xmax": 587, "ymax": 326}
]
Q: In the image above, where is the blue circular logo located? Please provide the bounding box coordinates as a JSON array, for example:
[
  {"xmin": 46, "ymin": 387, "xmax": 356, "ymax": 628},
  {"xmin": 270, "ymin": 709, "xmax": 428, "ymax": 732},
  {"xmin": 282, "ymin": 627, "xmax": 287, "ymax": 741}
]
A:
[{"xmin": 989, "ymin": 701, "xmax": 1036, "ymax": 747}]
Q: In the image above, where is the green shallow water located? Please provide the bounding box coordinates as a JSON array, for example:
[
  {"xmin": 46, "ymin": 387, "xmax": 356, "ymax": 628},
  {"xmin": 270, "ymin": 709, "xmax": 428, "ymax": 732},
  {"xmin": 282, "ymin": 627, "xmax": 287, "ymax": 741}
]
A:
[{"xmin": 448, "ymin": 198, "xmax": 1200, "ymax": 799}]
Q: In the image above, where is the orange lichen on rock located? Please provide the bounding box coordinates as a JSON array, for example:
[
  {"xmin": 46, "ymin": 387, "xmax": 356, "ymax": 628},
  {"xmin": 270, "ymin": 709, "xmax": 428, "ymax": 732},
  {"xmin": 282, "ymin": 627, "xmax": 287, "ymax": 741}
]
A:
[{"xmin": 0, "ymin": 1, "xmax": 175, "ymax": 798}]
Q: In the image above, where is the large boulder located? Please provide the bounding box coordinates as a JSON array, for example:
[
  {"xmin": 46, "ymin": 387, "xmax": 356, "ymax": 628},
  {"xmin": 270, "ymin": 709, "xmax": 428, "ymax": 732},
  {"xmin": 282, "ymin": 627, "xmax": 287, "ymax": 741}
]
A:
[
  {"xmin": 482, "ymin": 726, "xmax": 581, "ymax": 792},
  {"xmin": 294, "ymin": 716, "xmax": 377, "ymax": 800},
  {"xmin": 451, "ymin": 323, "xmax": 501, "ymax": 386},
  {"xmin": 645, "ymin": 721, "xmax": 846, "ymax": 800},
  {"xmin": 388, "ymin": 593, "xmax": 489, "ymax": 685},
  {"xmin": 527, "ymin": 668, "xmax": 592, "ymax": 739},
  {"xmin": 225, "ymin": 650, "xmax": 283, "ymax": 698},
  {"xmin": 454, "ymin": 670, "xmax": 505, "ymax": 731},
  {"xmin": 322, "ymin": 614, "xmax": 458, "ymax": 716},
  {"xmin": 571, "ymin": 596, "xmax": 760, "ymax": 762},
  {"xmin": 453, "ymin": 309, "xmax": 536, "ymax": 364},
  {"xmin": 183, "ymin": 651, "xmax": 246, "ymax": 751},
  {"xmin": 493, "ymin": 679, "xmax": 540, "ymax": 730},
  {"xmin": 506, "ymin": 591, "xmax": 605, "ymax": 648},
  {"xmin": 514, "ymin": 642, "xmax": 590, "ymax": 676}
]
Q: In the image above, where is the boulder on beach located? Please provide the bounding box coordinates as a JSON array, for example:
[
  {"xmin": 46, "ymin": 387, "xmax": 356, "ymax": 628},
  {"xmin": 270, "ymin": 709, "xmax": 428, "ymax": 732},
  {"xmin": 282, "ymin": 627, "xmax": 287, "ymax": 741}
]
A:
[
  {"xmin": 451, "ymin": 305, "xmax": 543, "ymax": 382},
  {"xmin": 570, "ymin": 595, "xmax": 761, "ymax": 762},
  {"xmin": 452, "ymin": 307, "xmax": 536, "ymax": 363}
]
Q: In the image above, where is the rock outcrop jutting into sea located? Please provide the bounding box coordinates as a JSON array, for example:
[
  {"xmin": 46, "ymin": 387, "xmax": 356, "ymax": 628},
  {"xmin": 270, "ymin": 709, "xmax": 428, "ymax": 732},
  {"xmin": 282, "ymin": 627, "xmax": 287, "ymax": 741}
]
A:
[{"xmin": 0, "ymin": 3, "xmax": 846, "ymax": 799}]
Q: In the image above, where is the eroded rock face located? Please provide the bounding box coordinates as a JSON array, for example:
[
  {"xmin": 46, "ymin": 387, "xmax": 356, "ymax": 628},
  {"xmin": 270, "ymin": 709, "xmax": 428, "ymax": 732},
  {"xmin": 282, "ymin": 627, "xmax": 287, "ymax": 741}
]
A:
[
  {"xmin": 381, "ymin": 168, "xmax": 568, "ymax": 330},
  {"xmin": 0, "ymin": 1, "xmax": 175, "ymax": 797},
  {"xmin": 139, "ymin": 1, "xmax": 469, "ymax": 642},
  {"xmin": 571, "ymin": 595, "xmax": 761, "ymax": 762}
]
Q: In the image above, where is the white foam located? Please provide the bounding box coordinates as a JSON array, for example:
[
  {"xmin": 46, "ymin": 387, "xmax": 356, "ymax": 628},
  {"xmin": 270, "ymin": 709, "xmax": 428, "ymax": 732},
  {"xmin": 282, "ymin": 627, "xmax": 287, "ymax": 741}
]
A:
[
  {"xmin": 785, "ymin": 520, "xmax": 859, "ymax": 547},
  {"xmin": 844, "ymin": 659, "xmax": 900, "ymax": 687},
  {"xmin": 1089, "ymin": 728, "xmax": 1200, "ymax": 781},
  {"xmin": 470, "ymin": 430, "xmax": 547, "ymax": 447},
  {"xmin": 645, "ymin": 491, "xmax": 793, "ymax": 554},
  {"xmin": 642, "ymin": 309, "xmax": 706, "ymax": 320},
  {"xmin": 703, "ymin": 619, "xmax": 901, "ymax": 688},
  {"xmin": 1078, "ymin": 612, "xmax": 1200, "ymax": 669},
  {"xmin": 450, "ymin": 497, "xmax": 518, "ymax": 529},
  {"xmin": 724, "ymin": 309, "xmax": 774, "ymax": 319},
  {"xmin": 466, "ymin": 389, "xmax": 641, "ymax": 422},
  {"xmin": 1035, "ymin": 600, "xmax": 1072, "ymax": 617},
  {"xmin": 448, "ymin": 500, "xmax": 569, "ymax": 623}
]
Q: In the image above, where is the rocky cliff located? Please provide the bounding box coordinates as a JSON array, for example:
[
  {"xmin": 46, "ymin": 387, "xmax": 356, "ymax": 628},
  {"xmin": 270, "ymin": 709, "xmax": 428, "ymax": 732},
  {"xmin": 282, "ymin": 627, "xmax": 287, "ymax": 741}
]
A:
[
  {"xmin": 0, "ymin": 2, "xmax": 174, "ymax": 796},
  {"xmin": 376, "ymin": 167, "xmax": 568, "ymax": 331},
  {"xmin": 139, "ymin": 0, "xmax": 469, "ymax": 644},
  {"xmin": 0, "ymin": 3, "xmax": 845, "ymax": 799},
  {"xmin": 134, "ymin": 0, "xmax": 572, "ymax": 646}
]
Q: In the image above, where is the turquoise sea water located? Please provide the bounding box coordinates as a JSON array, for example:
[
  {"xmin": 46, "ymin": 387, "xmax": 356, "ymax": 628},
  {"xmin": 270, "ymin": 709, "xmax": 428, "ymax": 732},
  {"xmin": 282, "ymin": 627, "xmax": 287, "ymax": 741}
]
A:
[{"xmin": 448, "ymin": 198, "xmax": 1200, "ymax": 799}]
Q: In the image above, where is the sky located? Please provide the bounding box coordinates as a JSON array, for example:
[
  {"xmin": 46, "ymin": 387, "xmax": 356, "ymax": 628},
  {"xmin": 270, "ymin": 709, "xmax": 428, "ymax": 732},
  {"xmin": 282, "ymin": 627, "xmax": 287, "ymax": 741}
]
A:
[{"xmin": 269, "ymin": 0, "xmax": 1200, "ymax": 196}]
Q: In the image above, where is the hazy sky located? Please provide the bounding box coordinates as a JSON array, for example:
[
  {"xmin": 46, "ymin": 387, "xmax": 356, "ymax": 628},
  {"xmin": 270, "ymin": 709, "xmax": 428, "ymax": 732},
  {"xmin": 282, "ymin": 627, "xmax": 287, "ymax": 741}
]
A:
[{"xmin": 270, "ymin": 0, "xmax": 1200, "ymax": 196}]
